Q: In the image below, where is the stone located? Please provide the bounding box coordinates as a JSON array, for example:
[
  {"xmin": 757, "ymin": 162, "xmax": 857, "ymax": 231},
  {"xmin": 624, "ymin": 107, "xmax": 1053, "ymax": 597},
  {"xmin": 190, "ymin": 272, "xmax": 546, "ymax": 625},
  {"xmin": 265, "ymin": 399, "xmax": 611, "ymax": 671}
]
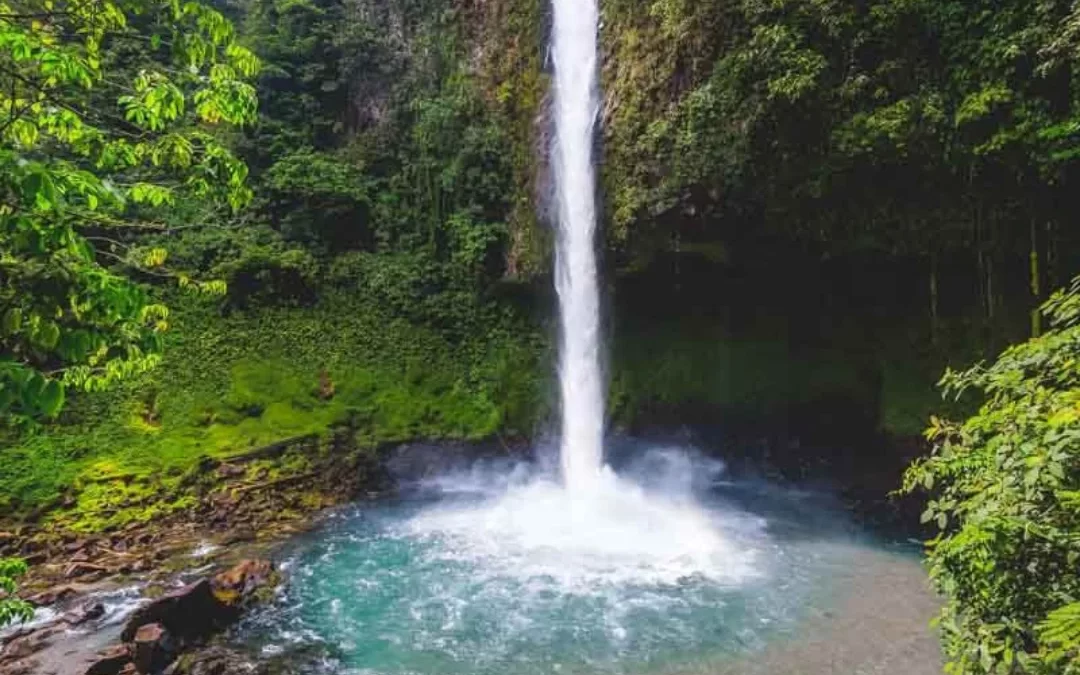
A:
[
  {"xmin": 169, "ymin": 646, "xmax": 265, "ymax": 675},
  {"xmin": 210, "ymin": 560, "xmax": 275, "ymax": 607},
  {"xmin": 132, "ymin": 623, "xmax": 175, "ymax": 674},
  {"xmin": 0, "ymin": 660, "xmax": 36, "ymax": 675},
  {"xmin": 0, "ymin": 628, "xmax": 55, "ymax": 663},
  {"xmin": 63, "ymin": 601, "xmax": 106, "ymax": 626},
  {"xmin": 216, "ymin": 527, "xmax": 255, "ymax": 547},
  {"xmin": 120, "ymin": 580, "xmax": 225, "ymax": 643},
  {"xmin": 26, "ymin": 585, "xmax": 78, "ymax": 607},
  {"xmin": 215, "ymin": 464, "xmax": 245, "ymax": 480},
  {"xmin": 21, "ymin": 552, "xmax": 46, "ymax": 567},
  {"xmin": 64, "ymin": 562, "xmax": 109, "ymax": 580},
  {"xmin": 84, "ymin": 645, "xmax": 131, "ymax": 675}
]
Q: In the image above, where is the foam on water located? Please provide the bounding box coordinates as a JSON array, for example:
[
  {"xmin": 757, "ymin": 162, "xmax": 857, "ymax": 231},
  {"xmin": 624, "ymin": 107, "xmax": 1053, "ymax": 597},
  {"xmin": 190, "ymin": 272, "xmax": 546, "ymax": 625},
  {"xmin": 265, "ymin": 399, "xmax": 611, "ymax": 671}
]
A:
[{"xmin": 404, "ymin": 467, "xmax": 762, "ymax": 590}]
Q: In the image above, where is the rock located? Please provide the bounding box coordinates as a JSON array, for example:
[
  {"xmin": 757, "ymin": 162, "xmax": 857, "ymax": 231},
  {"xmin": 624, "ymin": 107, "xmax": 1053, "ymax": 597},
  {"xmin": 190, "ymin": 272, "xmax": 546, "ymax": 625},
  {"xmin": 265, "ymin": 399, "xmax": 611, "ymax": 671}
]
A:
[
  {"xmin": 63, "ymin": 601, "xmax": 106, "ymax": 626},
  {"xmin": 121, "ymin": 580, "xmax": 225, "ymax": 643},
  {"xmin": 215, "ymin": 464, "xmax": 245, "ymax": 480},
  {"xmin": 0, "ymin": 659, "xmax": 36, "ymax": 675},
  {"xmin": 21, "ymin": 552, "xmax": 46, "ymax": 567},
  {"xmin": 27, "ymin": 585, "xmax": 78, "ymax": 607},
  {"xmin": 132, "ymin": 623, "xmax": 176, "ymax": 674},
  {"xmin": 84, "ymin": 645, "xmax": 131, "ymax": 675},
  {"xmin": 122, "ymin": 560, "xmax": 277, "ymax": 645},
  {"xmin": 0, "ymin": 628, "xmax": 55, "ymax": 663},
  {"xmin": 210, "ymin": 560, "xmax": 275, "ymax": 607},
  {"xmin": 64, "ymin": 562, "xmax": 109, "ymax": 580},
  {"xmin": 216, "ymin": 527, "xmax": 255, "ymax": 547},
  {"xmin": 168, "ymin": 646, "xmax": 265, "ymax": 675}
]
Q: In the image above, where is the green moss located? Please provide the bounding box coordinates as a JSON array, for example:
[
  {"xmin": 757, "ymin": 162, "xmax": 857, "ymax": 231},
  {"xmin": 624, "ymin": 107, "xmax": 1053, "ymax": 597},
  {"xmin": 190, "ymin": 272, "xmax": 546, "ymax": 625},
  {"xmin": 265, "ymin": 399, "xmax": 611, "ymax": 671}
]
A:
[{"xmin": 0, "ymin": 291, "xmax": 546, "ymax": 526}]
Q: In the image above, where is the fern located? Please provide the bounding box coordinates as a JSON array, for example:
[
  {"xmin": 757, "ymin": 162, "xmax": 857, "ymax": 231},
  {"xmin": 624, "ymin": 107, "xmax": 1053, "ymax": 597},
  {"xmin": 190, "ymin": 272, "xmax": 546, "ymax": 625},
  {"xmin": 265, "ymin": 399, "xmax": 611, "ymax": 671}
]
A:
[{"xmin": 1039, "ymin": 602, "xmax": 1080, "ymax": 672}]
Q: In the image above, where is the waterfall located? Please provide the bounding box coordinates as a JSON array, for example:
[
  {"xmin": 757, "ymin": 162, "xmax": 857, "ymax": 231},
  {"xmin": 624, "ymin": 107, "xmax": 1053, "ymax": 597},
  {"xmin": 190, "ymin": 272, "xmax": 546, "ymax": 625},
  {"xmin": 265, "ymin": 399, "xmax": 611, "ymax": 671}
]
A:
[{"xmin": 551, "ymin": 0, "xmax": 605, "ymax": 491}]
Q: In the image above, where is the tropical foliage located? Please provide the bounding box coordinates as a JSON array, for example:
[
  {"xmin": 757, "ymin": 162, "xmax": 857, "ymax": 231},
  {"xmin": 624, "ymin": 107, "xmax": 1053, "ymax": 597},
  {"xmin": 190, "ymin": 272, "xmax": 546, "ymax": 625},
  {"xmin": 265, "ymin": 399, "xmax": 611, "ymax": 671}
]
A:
[
  {"xmin": 903, "ymin": 277, "xmax": 1080, "ymax": 674},
  {"xmin": 0, "ymin": 558, "xmax": 32, "ymax": 627},
  {"xmin": 0, "ymin": 0, "xmax": 258, "ymax": 423}
]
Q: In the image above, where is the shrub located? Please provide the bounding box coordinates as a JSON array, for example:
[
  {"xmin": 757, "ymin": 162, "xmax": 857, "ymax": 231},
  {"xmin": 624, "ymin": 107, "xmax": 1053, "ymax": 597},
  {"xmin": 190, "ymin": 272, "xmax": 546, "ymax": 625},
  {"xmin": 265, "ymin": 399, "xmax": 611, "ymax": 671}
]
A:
[
  {"xmin": 0, "ymin": 559, "xmax": 32, "ymax": 628},
  {"xmin": 903, "ymin": 277, "xmax": 1080, "ymax": 674}
]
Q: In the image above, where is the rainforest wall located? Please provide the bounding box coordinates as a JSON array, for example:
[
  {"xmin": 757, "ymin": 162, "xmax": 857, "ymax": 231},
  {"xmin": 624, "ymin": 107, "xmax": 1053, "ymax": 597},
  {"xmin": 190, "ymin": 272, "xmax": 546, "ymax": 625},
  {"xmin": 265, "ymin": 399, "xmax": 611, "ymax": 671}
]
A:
[{"xmin": 6, "ymin": 0, "xmax": 1080, "ymax": 516}]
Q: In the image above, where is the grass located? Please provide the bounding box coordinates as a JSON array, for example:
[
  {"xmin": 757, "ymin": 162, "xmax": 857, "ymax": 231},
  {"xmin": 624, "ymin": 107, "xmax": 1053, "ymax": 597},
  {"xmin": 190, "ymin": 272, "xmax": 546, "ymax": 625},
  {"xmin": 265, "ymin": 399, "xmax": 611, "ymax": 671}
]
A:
[{"xmin": 0, "ymin": 291, "xmax": 546, "ymax": 528}]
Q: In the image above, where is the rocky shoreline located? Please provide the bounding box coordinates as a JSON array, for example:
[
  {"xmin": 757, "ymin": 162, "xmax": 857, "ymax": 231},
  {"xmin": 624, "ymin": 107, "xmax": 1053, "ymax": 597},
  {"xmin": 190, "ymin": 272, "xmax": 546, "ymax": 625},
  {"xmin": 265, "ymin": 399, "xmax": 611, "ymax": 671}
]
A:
[
  {"xmin": 0, "ymin": 431, "xmax": 394, "ymax": 675},
  {"xmin": 0, "ymin": 435, "xmax": 534, "ymax": 675}
]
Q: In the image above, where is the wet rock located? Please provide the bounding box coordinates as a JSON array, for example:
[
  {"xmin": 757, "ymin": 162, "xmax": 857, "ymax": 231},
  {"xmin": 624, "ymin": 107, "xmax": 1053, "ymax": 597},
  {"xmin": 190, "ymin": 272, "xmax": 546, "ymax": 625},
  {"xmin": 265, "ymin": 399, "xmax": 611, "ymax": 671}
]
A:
[
  {"xmin": 0, "ymin": 659, "xmax": 36, "ymax": 675},
  {"xmin": 0, "ymin": 628, "xmax": 56, "ymax": 663},
  {"xmin": 64, "ymin": 562, "xmax": 110, "ymax": 580},
  {"xmin": 210, "ymin": 560, "xmax": 275, "ymax": 608},
  {"xmin": 121, "ymin": 579, "xmax": 224, "ymax": 643},
  {"xmin": 122, "ymin": 560, "xmax": 277, "ymax": 645},
  {"xmin": 84, "ymin": 645, "xmax": 131, "ymax": 675},
  {"xmin": 27, "ymin": 585, "xmax": 78, "ymax": 607},
  {"xmin": 132, "ymin": 623, "xmax": 176, "ymax": 674},
  {"xmin": 216, "ymin": 527, "xmax": 255, "ymax": 547},
  {"xmin": 63, "ymin": 601, "xmax": 106, "ymax": 626},
  {"xmin": 169, "ymin": 646, "xmax": 265, "ymax": 675}
]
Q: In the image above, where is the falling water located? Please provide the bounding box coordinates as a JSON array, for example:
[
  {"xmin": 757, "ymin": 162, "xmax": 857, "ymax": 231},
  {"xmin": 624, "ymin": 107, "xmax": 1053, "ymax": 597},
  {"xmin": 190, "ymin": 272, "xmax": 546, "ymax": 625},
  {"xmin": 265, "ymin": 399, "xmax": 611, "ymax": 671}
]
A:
[{"xmin": 551, "ymin": 0, "xmax": 605, "ymax": 491}]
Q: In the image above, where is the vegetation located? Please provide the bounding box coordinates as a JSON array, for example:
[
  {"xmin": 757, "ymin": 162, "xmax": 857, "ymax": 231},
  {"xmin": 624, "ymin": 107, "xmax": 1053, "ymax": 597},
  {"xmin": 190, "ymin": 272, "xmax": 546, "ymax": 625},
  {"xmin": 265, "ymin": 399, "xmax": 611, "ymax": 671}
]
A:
[
  {"xmin": 0, "ymin": 0, "xmax": 259, "ymax": 424},
  {"xmin": 0, "ymin": 558, "xmax": 32, "ymax": 627},
  {"xmin": 903, "ymin": 278, "xmax": 1080, "ymax": 674},
  {"xmin": 1, "ymin": 0, "xmax": 1079, "ymax": 668}
]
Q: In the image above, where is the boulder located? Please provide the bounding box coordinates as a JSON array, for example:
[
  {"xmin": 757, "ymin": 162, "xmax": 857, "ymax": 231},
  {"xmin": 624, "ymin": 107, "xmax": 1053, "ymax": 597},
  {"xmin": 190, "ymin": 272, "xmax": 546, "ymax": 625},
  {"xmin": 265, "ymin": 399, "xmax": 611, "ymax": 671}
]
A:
[
  {"xmin": 63, "ymin": 601, "xmax": 106, "ymax": 626},
  {"xmin": 168, "ymin": 646, "xmax": 265, "ymax": 675},
  {"xmin": 121, "ymin": 560, "xmax": 275, "ymax": 643},
  {"xmin": 84, "ymin": 645, "xmax": 131, "ymax": 675},
  {"xmin": 210, "ymin": 560, "xmax": 276, "ymax": 608},
  {"xmin": 132, "ymin": 624, "xmax": 175, "ymax": 674},
  {"xmin": 0, "ymin": 628, "xmax": 56, "ymax": 663},
  {"xmin": 120, "ymin": 580, "xmax": 224, "ymax": 643},
  {"xmin": 27, "ymin": 585, "xmax": 78, "ymax": 607}
]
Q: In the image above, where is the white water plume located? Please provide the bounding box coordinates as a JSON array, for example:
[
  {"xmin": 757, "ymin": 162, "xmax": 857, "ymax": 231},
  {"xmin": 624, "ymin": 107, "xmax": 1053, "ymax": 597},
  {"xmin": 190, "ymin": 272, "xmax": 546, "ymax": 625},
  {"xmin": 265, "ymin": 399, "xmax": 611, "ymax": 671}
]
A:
[
  {"xmin": 552, "ymin": 0, "xmax": 605, "ymax": 491},
  {"xmin": 405, "ymin": 453, "xmax": 765, "ymax": 591}
]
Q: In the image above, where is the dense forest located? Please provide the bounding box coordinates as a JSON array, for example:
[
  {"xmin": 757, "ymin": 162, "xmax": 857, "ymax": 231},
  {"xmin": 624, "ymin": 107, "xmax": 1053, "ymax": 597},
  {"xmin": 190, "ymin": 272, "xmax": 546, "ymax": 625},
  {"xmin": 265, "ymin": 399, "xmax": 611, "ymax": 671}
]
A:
[{"xmin": 1, "ymin": 0, "xmax": 1079, "ymax": 672}]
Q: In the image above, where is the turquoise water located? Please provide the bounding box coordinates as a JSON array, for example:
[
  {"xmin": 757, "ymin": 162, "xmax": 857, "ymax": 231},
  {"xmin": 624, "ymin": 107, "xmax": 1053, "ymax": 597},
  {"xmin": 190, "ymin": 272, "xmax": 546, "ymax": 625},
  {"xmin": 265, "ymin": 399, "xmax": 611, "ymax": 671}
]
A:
[{"xmin": 234, "ymin": 454, "xmax": 923, "ymax": 675}]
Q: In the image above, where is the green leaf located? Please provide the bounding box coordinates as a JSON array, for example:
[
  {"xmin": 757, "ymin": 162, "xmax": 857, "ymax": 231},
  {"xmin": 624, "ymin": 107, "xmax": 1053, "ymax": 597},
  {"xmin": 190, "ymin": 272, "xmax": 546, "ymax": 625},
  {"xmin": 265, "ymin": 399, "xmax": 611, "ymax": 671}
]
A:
[
  {"xmin": 37, "ymin": 380, "xmax": 64, "ymax": 417},
  {"xmin": 2, "ymin": 308, "xmax": 23, "ymax": 335}
]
